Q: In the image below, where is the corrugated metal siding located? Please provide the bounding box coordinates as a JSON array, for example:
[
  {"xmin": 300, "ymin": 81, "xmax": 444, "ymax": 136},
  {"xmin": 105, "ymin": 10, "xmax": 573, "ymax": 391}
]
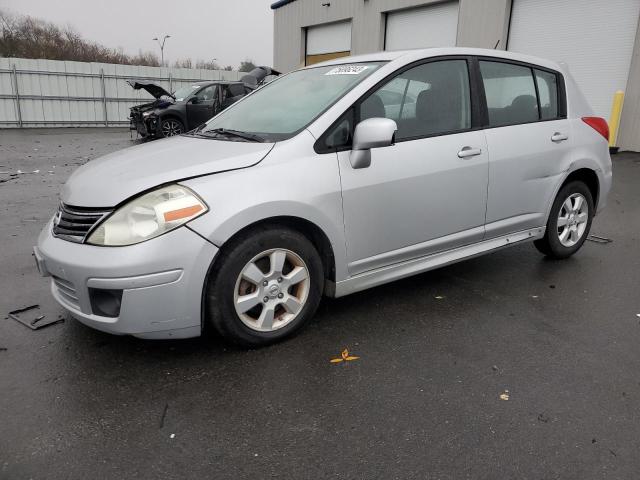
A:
[
  {"xmin": 618, "ymin": 16, "xmax": 640, "ymax": 151},
  {"xmin": 0, "ymin": 57, "xmax": 242, "ymax": 128},
  {"xmin": 508, "ymin": 0, "xmax": 640, "ymax": 120},
  {"xmin": 385, "ymin": 2, "xmax": 460, "ymax": 50},
  {"xmin": 273, "ymin": 0, "xmax": 512, "ymax": 72}
]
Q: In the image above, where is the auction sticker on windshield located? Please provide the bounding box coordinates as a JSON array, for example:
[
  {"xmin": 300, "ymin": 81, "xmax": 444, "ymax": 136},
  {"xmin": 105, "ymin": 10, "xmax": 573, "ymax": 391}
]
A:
[{"xmin": 325, "ymin": 65, "xmax": 370, "ymax": 75}]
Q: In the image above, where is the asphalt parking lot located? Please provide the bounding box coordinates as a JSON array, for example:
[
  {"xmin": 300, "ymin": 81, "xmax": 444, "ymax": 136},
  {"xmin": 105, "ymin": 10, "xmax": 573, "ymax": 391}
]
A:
[{"xmin": 1, "ymin": 128, "xmax": 639, "ymax": 479}]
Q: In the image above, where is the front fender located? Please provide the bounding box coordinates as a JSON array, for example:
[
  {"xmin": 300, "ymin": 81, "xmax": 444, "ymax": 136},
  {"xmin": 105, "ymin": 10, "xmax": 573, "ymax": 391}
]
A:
[{"xmin": 181, "ymin": 133, "xmax": 348, "ymax": 281}]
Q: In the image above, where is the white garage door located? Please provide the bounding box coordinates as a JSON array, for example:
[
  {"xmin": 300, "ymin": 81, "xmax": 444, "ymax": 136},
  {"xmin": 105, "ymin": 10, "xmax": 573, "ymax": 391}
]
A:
[
  {"xmin": 508, "ymin": 0, "xmax": 640, "ymax": 119},
  {"xmin": 306, "ymin": 21, "xmax": 352, "ymax": 65},
  {"xmin": 385, "ymin": 2, "xmax": 459, "ymax": 51}
]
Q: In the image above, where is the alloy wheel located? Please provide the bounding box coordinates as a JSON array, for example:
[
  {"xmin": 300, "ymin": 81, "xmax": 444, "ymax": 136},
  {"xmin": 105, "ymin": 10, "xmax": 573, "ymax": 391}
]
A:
[
  {"xmin": 162, "ymin": 120, "xmax": 183, "ymax": 137},
  {"xmin": 233, "ymin": 248, "xmax": 311, "ymax": 332},
  {"xmin": 557, "ymin": 193, "xmax": 589, "ymax": 247}
]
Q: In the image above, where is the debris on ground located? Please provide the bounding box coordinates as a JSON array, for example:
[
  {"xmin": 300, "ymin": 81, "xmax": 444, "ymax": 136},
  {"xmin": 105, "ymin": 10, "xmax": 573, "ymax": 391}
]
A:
[
  {"xmin": 434, "ymin": 295, "xmax": 445, "ymax": 300},
  {"xmin": 169, "ymin": 433, "xmax": 176, "ymax": 439},
  {"xmin": 8, "ymin": 305, "xmax": 64, "ymax": 330},
  {"xmin": 499, "ymin": 390, "xmax": 510, "ymax": 401},
  {"xmin": 330, "ymin": 348, "xmax": 360, "ymax": 364},
  {"xmin": 537, "ymin": 412, "xmax": 550, "ymax": 423},
  {"xmin": 159, "ymin": 404, "xmax": 169, "ymax": 429},
  {"xmin": 587, "ymin": 234, "xmax": 613, "ymax": 244}
]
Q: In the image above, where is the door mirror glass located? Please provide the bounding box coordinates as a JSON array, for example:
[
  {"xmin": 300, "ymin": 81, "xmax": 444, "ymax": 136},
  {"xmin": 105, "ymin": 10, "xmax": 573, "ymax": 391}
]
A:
[
  {"xmin": 189, "ymin": 96, "xmax": 200, "ymax": 105},
  {"xmin": 350, "ymin": 118, "xmax": 397, "ymax": 169}
]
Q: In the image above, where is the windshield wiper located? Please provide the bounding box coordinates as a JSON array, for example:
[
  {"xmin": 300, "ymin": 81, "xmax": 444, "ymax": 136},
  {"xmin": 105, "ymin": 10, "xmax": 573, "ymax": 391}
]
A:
[{"xmin": 201, "ymin": 128, "xmax": 264, "ymax": 142}]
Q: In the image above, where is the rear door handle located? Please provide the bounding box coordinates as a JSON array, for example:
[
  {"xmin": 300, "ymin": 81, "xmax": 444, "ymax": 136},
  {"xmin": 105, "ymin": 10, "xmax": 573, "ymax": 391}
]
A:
[
  {"xmin": 551, "ymin": 132, "xmax": 569, "ymax": 142},
  {"xmin": 457, "ymin": 146, "xmax": 482, "ymax": 158}
]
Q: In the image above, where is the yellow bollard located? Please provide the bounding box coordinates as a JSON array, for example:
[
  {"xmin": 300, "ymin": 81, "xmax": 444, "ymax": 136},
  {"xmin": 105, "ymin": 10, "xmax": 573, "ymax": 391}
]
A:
[{"xmin": 608, "ymin": 90, "xmax": 624, "ymax": 148}]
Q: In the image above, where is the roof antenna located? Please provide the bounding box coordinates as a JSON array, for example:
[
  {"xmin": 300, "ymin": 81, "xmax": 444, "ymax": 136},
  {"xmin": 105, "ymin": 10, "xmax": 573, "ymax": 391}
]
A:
[{"xmin": 493, "ymin": 39, "xmax": 500, "ymax": 49}]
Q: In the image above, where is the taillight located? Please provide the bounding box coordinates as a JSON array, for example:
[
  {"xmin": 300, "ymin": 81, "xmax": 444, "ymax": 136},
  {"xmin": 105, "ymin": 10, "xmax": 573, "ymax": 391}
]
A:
[{"xmin": 582, "ymin": 117, "xmax": 609, "ymax": 141}]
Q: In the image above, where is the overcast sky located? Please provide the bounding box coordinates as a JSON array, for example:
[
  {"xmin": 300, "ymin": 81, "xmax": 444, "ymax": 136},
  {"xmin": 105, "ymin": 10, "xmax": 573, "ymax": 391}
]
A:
[{"xmin": 2, "ymin": 0, "xmax": 275, "ymax": 68}]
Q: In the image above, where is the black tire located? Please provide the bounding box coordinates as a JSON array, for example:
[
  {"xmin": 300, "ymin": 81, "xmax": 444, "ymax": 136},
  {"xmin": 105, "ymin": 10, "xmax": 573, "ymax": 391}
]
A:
[
  {"xmin": 534, "ymin": 181, "xmax": 594, "ymax": 259},
  {"xmin": 160, "ymin": 118, "xmax": 184, "ymax": 137},
  {"xmin": 206, "ymin": 226, "xmax": 324, "ymax": 348}
]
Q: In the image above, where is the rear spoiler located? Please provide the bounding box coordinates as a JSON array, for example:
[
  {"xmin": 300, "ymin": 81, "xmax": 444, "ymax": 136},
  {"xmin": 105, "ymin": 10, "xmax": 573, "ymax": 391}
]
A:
[{"xmin": 241, "ymin": 66, "xmax": 281, "ymax": 87}]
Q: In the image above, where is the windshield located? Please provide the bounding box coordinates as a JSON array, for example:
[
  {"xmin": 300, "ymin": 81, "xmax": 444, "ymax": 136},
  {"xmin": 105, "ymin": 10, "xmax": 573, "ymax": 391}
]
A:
[
  {"xmin": 173, "ymin": 85, "xmax": 204, "ymax": 102},
  {"xmin": 201, "ymin": 63, "xmax": 384, "ymax": 141}
]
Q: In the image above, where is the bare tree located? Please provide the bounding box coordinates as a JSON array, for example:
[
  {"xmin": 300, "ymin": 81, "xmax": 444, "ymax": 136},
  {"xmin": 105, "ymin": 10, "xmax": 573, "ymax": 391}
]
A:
[
  {"xmin": 173, "ymin": 58, "xmax": 193, "ymax": 69},
  {"xmin": 0, "ymin": 9, "xmax": 160, "ymax": 66},
  {"xmin": 238, "ymin": 59, "xmax": 257, "ymax": 72},
  {"xmin": 195, "ymin": 59, "xmax": 221, "ymax": 70}
]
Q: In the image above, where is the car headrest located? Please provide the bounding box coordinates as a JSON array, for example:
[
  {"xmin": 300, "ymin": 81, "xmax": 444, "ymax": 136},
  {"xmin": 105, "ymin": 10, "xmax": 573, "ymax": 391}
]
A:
[{"xmin": 361, "ymin": 93, "xmax": 385, "ymax": 120}]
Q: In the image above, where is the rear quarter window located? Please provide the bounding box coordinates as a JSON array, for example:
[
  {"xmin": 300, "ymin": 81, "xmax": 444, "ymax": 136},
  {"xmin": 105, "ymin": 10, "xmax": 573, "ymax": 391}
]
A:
[{"xmin": 535, "ymin": 69, "xmax": 559, "ymax": 120}]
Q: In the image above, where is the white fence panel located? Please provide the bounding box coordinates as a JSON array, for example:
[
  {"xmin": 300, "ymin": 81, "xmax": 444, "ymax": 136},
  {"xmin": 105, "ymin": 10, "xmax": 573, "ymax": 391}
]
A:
[{"xmin": 0, "ymin": 57, "xmax": 242, "ymax": 127}]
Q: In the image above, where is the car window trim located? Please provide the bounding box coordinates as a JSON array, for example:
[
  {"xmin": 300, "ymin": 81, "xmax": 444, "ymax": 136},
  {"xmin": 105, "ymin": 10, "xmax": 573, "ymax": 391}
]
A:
[
  {"xmin": 475, "ymin": 56, "xmax": 567, "ymax": 130},
  {"xmin": 314, "ymin": 55, "xmax": 481, "ymax": 154},
  {"xmin": 534, "ymin": 68, "xmax": 562, "ymax": 121},
  {"xmin": 314, "ymin": 55, "xmax": 569, "ymax": 154}
]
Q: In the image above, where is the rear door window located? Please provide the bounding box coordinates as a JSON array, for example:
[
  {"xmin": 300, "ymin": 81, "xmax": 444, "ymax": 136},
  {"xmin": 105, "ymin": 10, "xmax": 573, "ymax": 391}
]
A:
[{"xmin": 479, "ymin": 61, "xmax": 539, "ymax": 127}]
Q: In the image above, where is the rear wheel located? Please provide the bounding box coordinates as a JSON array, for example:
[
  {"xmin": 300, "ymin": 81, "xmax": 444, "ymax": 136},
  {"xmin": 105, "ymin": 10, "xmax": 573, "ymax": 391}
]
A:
[
  {"xmin": 534, "ymin": 181, "xmax": 594, "ymax": 259},
  {"xmin": 160, "ymin": 118, "xmax": 184, "ymax": 137},
  {"xmin": 206, "ymin": 227, "xmax": 324, "ymax": 347}
]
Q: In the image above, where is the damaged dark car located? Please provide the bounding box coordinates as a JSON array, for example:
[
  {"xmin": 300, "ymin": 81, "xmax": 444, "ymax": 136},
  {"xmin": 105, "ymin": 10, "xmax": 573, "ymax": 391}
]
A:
[{"xmin": 128, "ymin": 67, "xmax": 280, "ymax": 139}]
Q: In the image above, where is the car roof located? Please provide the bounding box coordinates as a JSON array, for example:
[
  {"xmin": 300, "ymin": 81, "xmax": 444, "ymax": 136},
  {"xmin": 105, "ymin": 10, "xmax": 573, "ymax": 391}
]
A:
[{"xmin": 307, "ymin": 47, "xmax": 564, "ymax": 73}]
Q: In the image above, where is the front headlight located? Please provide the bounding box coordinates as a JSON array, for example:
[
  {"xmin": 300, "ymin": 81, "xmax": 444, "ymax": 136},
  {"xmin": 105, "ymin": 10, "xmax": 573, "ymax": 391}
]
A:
[
  {"xmin": 86, "ymin": 184, "xmax": 208, "ymax": 246},
  {"xmin": 142, "ymin": 111, "xmax": 154, "ymax": 118}
]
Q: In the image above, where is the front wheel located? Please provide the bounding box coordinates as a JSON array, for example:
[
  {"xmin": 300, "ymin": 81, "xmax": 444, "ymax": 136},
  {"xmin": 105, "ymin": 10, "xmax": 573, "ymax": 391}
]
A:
[
  {"xmin": 160, "ymin": 118, "xmax": 184, "ymax": 137},
  {"xmin": 534, "ymin": 181, "xmax": 594, "ymax": 259},
  {"xmin": 206, "ymin": 227, "xmax": 324, "ymax": 347}
]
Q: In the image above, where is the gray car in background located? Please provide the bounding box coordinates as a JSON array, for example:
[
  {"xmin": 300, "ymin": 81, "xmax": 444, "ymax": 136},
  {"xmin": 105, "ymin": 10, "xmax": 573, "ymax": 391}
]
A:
[
  {"xmin": 35, "ymin": 47, "xmax": 612, "ymax": 347},
  {"xmin": 128, "ymin": 67, "xmax": 280, "ymax": 138}
]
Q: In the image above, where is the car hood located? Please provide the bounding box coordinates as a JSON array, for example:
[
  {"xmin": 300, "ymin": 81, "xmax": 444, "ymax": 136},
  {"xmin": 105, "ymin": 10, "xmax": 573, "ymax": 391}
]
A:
[
  {"xmin": 61, "ymin": 136, "xmax": 275, "ymax": 207},
  {"xmin": 127, "ymin": 80, "xmax": 174, "ymax": 100}
]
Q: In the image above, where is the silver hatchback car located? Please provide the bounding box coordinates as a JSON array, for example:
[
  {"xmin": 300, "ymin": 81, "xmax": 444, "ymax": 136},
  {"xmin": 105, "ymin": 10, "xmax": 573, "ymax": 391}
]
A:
[{"xmin": 35, "ymin": 48, "xmax": 612, "ymax": 346}]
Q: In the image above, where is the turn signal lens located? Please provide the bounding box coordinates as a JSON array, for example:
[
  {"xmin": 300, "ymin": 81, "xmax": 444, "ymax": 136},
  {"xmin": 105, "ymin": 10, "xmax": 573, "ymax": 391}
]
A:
[
  {"xmin": 163, "ymin": 204, "xmax": 204, "ymax": 222},
  {"xmin": 86, "ymin": 184, "xmax": 208, "ymax": 246},
  {"xmin": 582, "ymin": 117, "xmax": 609, "ymax": 141}
]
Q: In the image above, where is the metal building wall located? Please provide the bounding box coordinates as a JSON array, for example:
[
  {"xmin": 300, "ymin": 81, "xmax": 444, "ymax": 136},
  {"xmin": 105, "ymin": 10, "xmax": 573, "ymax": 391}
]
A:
[
  {"xmin": 617, "ymin": 15, "xmax": 640, "ymax": 152},
  {"xmin": 272, "ymin": 0, "xmax": 512, "ymax": 72},
  {"xmin": 0, "ymin": 57, "xmax": 242, "ymax": 128}
]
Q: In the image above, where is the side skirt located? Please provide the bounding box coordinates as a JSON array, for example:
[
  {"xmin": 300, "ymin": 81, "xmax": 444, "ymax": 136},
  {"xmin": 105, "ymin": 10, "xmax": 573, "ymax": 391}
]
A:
[{"xmin": 331, "ymin": 227, "xmax": 545, "ymax": 298}]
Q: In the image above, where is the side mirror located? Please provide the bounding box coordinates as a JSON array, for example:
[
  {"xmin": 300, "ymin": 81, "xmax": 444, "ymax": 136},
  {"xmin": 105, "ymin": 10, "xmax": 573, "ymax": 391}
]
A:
[
  {"xmin": 189, "ymin": 97, "xmax": 200, "ymax": 105},
  {"xmin": 349, "ymin": 118, "xmax": 397, "ymax": 169}
]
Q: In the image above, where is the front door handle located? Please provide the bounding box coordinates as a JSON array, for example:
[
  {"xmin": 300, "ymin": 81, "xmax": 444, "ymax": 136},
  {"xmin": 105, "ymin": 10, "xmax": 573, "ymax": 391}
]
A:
[
  {"xmin": 551, "ymin": 132, "xmax": 569, "ymax": 142},
  {"xmin": 457, "ymin": 146, "xmax": 482, "ymax": 158}
]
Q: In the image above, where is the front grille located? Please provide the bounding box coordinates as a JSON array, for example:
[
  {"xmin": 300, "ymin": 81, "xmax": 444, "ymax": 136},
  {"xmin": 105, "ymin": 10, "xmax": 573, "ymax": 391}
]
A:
[
  {"xmin": 52, "ymin": 276, "xmax": 80, "ymax": 310},
  {"xmin": 52, "ymin": 203, "xmax": 112, "ymax": 243}
]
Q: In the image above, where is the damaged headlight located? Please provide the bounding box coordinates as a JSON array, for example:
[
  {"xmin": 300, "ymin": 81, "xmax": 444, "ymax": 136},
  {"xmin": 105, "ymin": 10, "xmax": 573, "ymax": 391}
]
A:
[
  {"xmin": 86, "ymin": 184, "xmax": 208, "ymax": 246},
  {"xmin": 142, "ymin": 111, "xmax": 154, "ymax": 118}
]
